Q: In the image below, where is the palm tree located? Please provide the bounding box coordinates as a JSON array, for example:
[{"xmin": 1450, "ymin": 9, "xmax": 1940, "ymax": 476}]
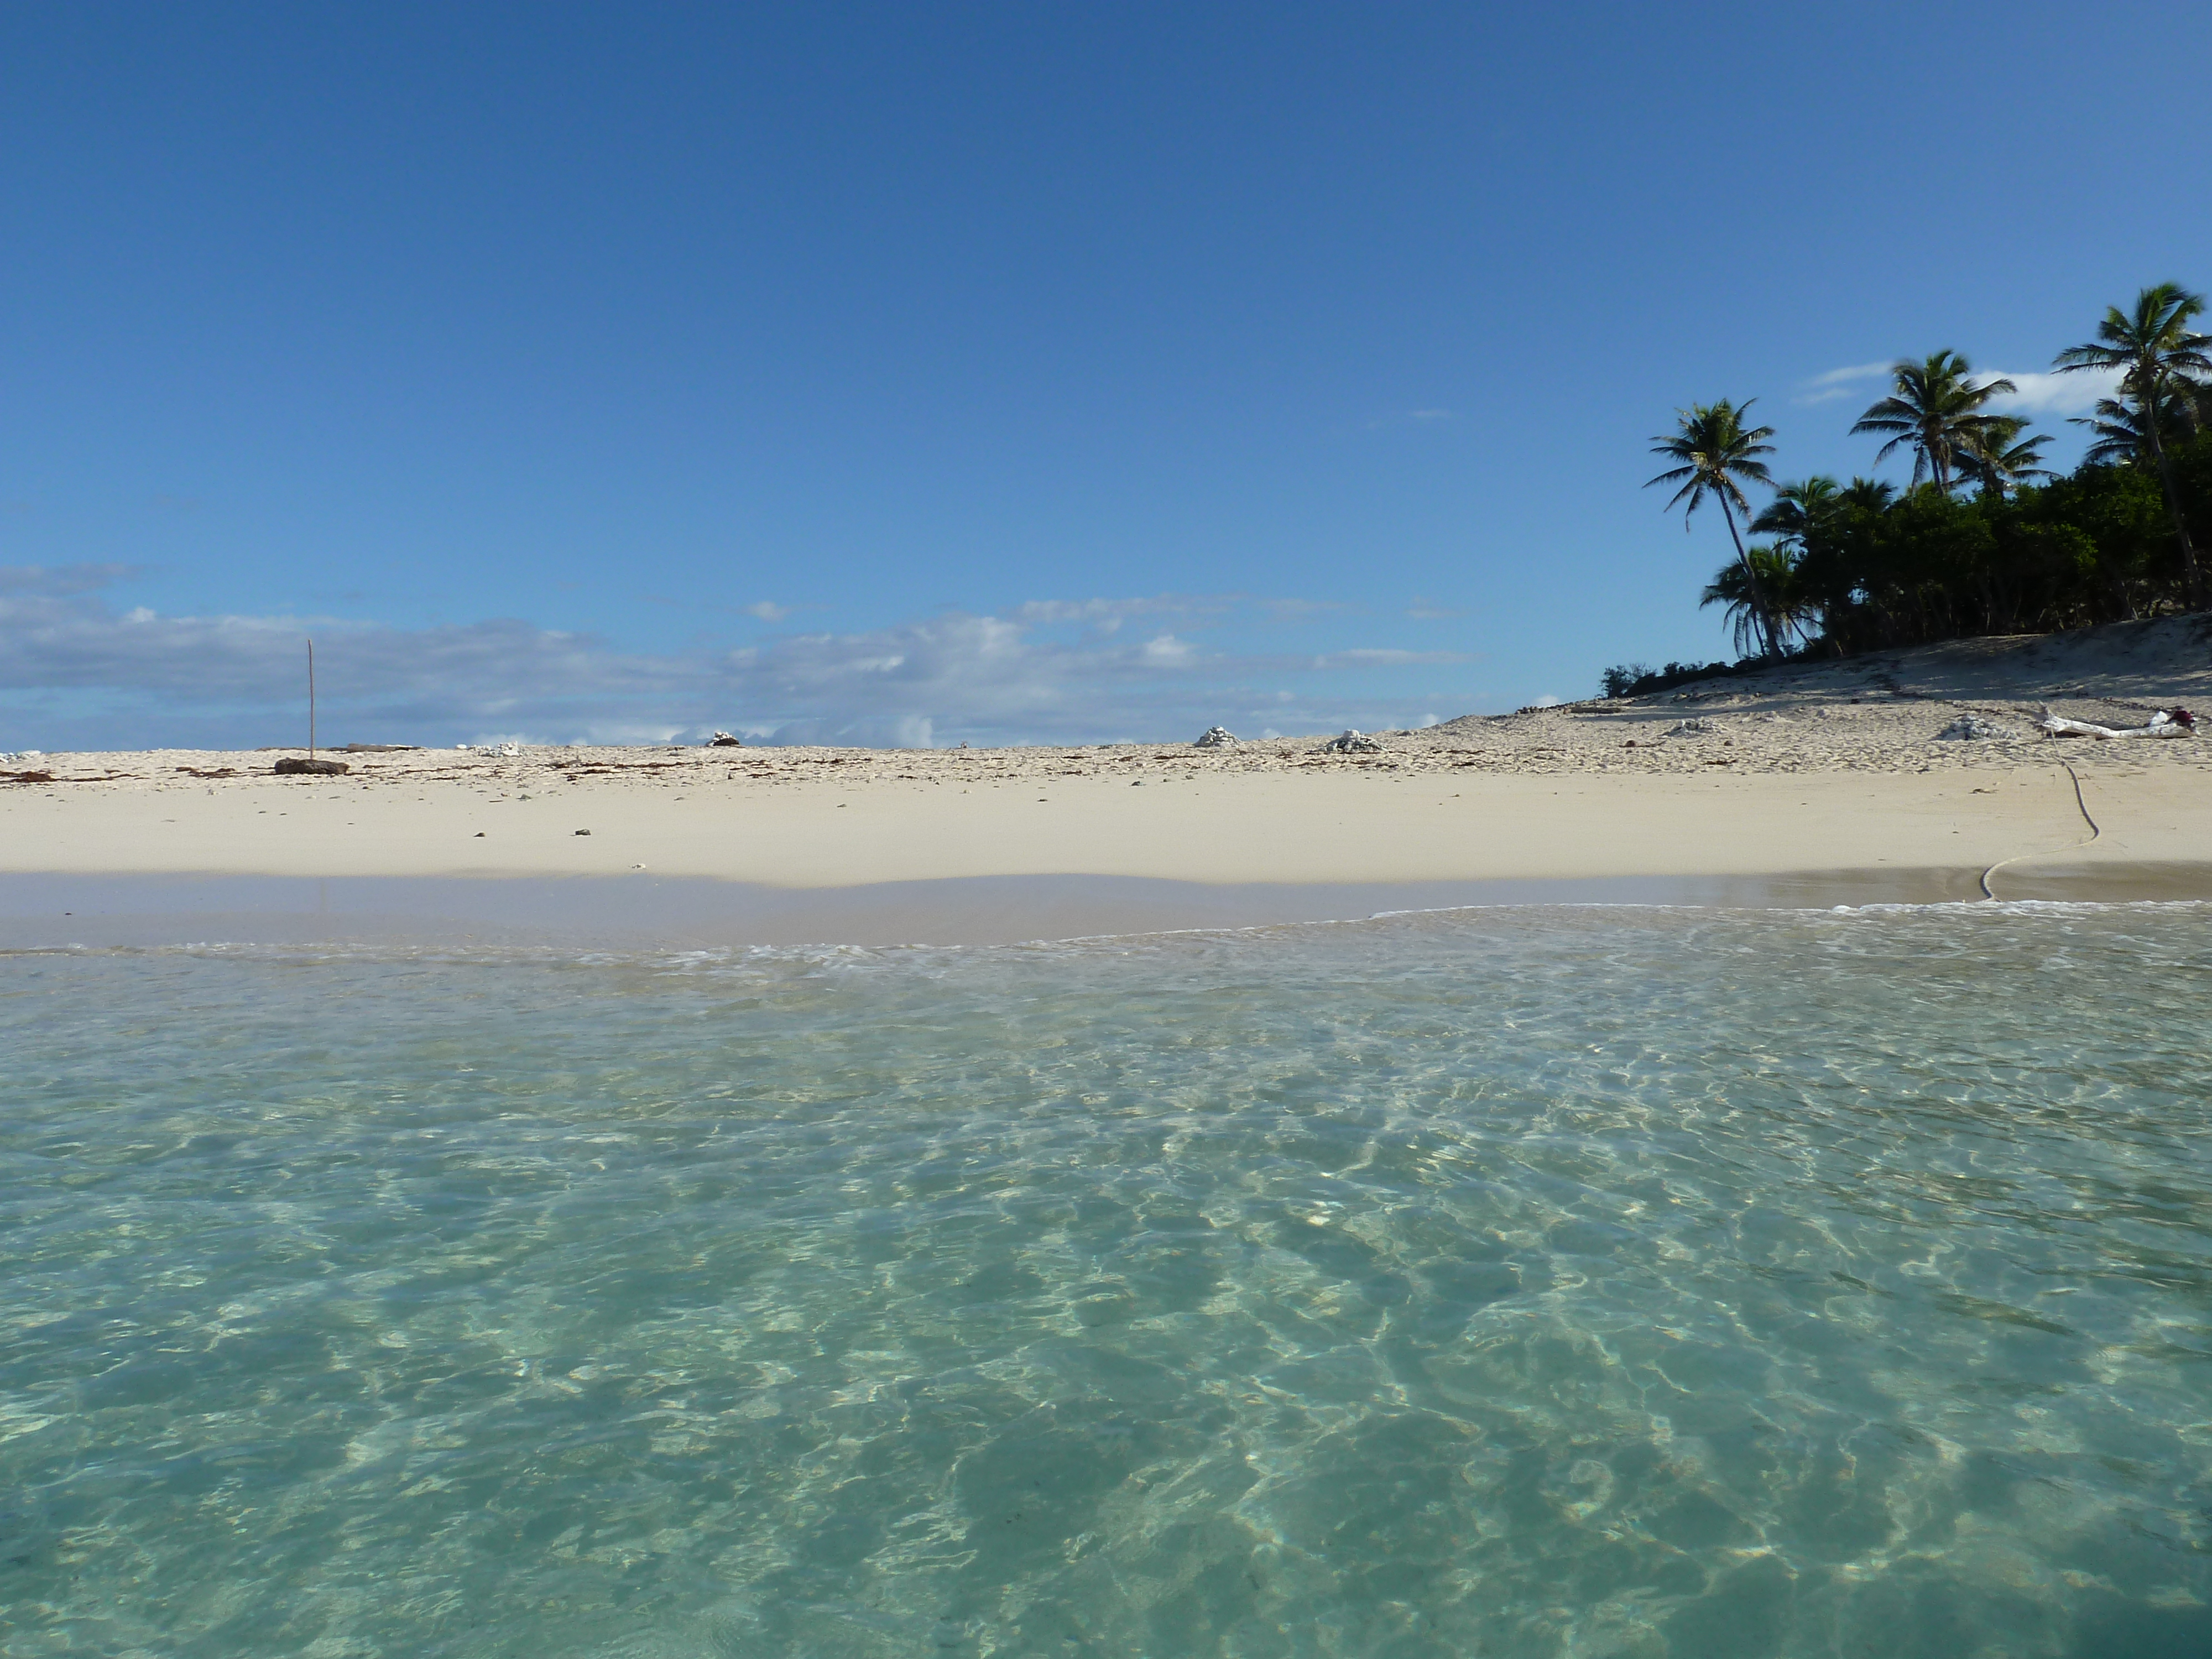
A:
[
  {"xmin": 2072, "ymin": 390, "xmax": 2198, "ymax": 467},
  {"xmin": 2056, "ymin": 284, "xmax": 2211, "ymax": 606},
  {"xmin": 1850, "ymin": 351, "xmax": 2017, "ymax": 494},
  {"xmin": 1754, "ymin": 476, "xmax": 1856, "ymax": 650},
  {"xmin": 1955, "ymin": 416, "xmax": 2054, "ymax": 500},
  {"xmin": 1647, "ymin": 400, "xmax": 1782, "ymax": 659},
  {"xmin": 1837, "ymin": 476, "xmax": 1899, "ymax": 517},
  {"xmin": 1701, "ymin": 545, "xmax": 1806, "ymax": 657},
  {"xmin": 1750, "ymin": 476, "xmax": 1843, "ymax": 549}
]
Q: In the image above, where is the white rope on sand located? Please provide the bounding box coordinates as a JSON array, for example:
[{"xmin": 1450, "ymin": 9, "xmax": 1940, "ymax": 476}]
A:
[{"xmin": 1980, "ymin": 761, "xmax": 2098, "ymax": 901}]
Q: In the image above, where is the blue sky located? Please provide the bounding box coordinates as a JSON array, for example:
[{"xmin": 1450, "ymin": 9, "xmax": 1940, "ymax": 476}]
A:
[{"xmin": 3, "ymin": 1, "xmax": 2208, "ymax": 749}]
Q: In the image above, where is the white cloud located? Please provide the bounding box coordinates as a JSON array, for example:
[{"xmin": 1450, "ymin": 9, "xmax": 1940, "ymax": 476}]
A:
[
  {"xmin": 1257, "ymin": 597, "xmax": 1348, "ymax": 624},
  {"xmin": 1793, "ymin": 362, "xmax": 1892, "ymax": 404},
  {"xmin": 741, "ymin": 600, "xmax": 793, "ymax": 622},
  {"xmin": 1797, "ymin": 359, "xmax": 2125, "ymax": 419},
  {"xmin": 0, "ymin": 569, "xmax": 1485, "ymax": 750},
  {"xmin": 1, "ymin": 562, "xmax": 142, "ymax": 596},
  {"xmin": 1978, "ymin": 366, "xmax": 2122, "ymax": 416},
  {"xmin": 1012, "ymin": 595, "xmax": 1219, "ymax": 623},
  {"xmin": 760, "ymin": 713, "xmax": 936, "ymax": 749},
  {"xmin": 1312, "ymin": 648, "xmax": 1470, "ymax": 668},
  {"xmin": 1139, "ymin": 633, "xmax": 1197, "ymax": 666},
  {"xmin": 1807, "ymin": 362, "xmax": 1893, "ymax": 385}
]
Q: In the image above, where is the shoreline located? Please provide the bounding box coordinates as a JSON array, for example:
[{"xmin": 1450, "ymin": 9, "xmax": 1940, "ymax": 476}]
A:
[
  {"xmin": 6, "ymin": 618, "xmax": 2208, "ymax": 943},
  {"xmin": 4, "ymin": 860, "xmax": 2208, "ymax": 952}
]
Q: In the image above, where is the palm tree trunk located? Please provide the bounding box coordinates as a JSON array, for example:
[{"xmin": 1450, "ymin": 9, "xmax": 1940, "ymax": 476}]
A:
[
  {"xmin": 1718, "ymin": 495, "xmax": 1778, "ymax": 659},
  {"xmin": 2141, "ymin": 406, "xmax": 2204, "ymax": 609}
]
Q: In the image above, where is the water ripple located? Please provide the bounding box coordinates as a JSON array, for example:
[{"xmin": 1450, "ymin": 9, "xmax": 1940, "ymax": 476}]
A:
[{"xmin": 3, "ymin": 905, "xmax": 2210, "ymax": 1656}]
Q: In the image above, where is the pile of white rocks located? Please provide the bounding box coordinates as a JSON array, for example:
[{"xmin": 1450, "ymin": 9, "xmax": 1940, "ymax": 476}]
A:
[
  {"xmin": 1193, "ymin": 726, "xmax": 1239, "ymax": 748},
  {"xmin": 1317, "ymin": 729, "xmax": 1386, "ymax": 753},
  {"xmin": 1934, "ymin": 714, "xmax": 2019, "ymax": 742}
]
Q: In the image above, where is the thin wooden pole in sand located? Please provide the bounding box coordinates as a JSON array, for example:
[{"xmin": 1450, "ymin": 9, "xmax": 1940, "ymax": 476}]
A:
[{"xmin": 307, "ymin": 638, "xmax": 316, "ymax": 759}]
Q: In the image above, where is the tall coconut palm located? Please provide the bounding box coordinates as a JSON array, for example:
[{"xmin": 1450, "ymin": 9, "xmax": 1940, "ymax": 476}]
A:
[
  {"xmin": 2055, "ymin": 284, "xmax": 2212, "ymax": 606},
  {"xmin": 1955, "ymin": 416, "xmax": 2054, "ymax": 500},
  {"xmin": 1850, "ymin": 351, "xmax": 2017, "ymax": 494},
  {"xmin": 1647, "ymin": 400, "xmax": 1781, "ymax": 659}
]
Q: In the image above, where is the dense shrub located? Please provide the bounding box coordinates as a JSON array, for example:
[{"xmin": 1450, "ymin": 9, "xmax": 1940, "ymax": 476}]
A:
[{"xmin": 1599, "ymin": 659, "xmax": 1745, "ymax": 699}]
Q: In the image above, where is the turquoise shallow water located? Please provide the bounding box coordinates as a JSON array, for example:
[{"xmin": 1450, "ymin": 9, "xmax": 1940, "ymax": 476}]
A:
[{"xmin": 3, "ymin": 903, "xmax": 2211, "ymax": 1658}]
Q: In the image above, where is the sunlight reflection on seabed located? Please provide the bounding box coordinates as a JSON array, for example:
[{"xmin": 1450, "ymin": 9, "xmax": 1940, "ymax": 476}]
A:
[{"xmin": 3, "ymin": 902, "xmax": 2209, "ymax": 1657}]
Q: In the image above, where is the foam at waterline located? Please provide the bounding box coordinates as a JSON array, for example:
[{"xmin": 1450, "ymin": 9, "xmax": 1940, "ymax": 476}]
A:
[{"xmin": 3, "ymin": 889, "xmax": 2210, "ymax": 968}]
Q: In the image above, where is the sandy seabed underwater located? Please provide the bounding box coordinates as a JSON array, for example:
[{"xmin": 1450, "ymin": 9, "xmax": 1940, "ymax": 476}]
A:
[{"xmin": 3, "ymin": 901, "xmax": 2210, "ymax": 1658}]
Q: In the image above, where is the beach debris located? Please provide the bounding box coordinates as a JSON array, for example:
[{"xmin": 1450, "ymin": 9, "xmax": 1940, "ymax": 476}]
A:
[
  {"xmin": 2036, "ymin": 706, "xmax": 2196, "ymax": 740},
  {"xmin": 472, "ymin": 741, "xmax": 523, "ymax": 757},
  {"xmin": 1193, "ymin": 726, "xmax": 1240, "ymax": 748},
  {"xmin": 1, "ymin": 750, "xmax": 45, "ymax": 763},
  {"xmin": 708, "ymin": 731, "xmax": 744, "ymax": 747},
  {"xmin": 1934, "ymin": 714, "xmax": 2019, "ymax": 741},
  {"xmin": 334, "ymin": 743, "xmax": 419, "ymax": 753},
  {"xmin": 573, "ymin": 828, "xmax": 592, "ymax": 836},
  {"xmin": 1, "ymin": 769, "xmax": 54, "ymax": 784},
  {"xmin": 1665, "ymin": 718, "xmax": 1717, "ymax": 737},
  {"xmin": 1318, "ymin": 729, "xmax": 1385, "ymax": 753},
  {"xmin": 273, "ymin": 756, "xmax": 351, "ymax": 776}
]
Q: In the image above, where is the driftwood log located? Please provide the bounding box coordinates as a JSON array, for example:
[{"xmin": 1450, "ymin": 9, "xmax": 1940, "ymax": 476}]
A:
[
  {"xmin": 273, "ymin": 756, "xmax": 352, "ymax": 775},
  {"xmin": 2037, "ymin": 706, "xmax": 2195, "ymax": 740}
]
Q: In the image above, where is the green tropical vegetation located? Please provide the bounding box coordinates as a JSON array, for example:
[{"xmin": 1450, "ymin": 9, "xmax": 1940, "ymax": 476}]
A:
[{"xmin": 1613, "ymin": 283, "xmax": 2212, "ymax": 697}]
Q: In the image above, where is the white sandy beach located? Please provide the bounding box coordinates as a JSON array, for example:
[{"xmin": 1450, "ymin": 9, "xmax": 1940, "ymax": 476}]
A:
[{"xmin": 4, "ymin": 617, "xmax": 2208, "ymax": 901}]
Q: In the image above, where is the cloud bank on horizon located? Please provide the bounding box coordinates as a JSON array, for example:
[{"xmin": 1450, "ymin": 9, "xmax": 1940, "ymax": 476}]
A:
[{"xmin": 0, "ymin": 567, "xmax": 1481, "ymax": 752}]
